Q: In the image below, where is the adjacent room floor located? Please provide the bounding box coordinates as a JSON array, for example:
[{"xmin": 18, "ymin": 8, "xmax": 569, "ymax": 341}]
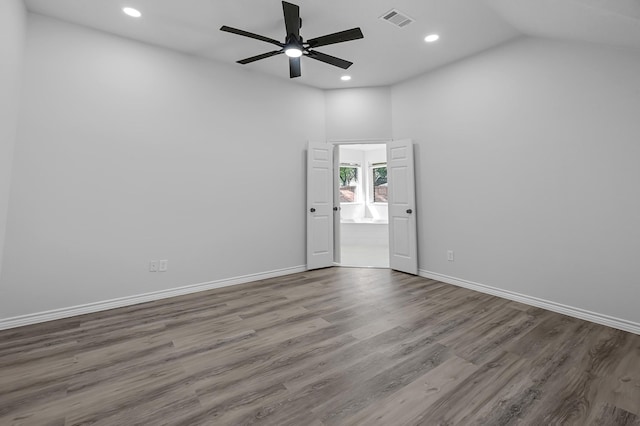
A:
[
  {"xmin": 1, "ymin": 268, "xmax": 639, "ymax": 425},
  {"xmin": 340, "ymin": 222, "xmax": 389, "ymax": 268},
  {"xmin": 339, "ymin": 243, "xmax": 390, "ymax": 268}
]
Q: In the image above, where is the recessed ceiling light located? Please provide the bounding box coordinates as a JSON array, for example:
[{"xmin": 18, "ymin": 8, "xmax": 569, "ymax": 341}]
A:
[
  {"xmin": 424, "ymin": 34, "xmax": 439, "ymax": 43},
  {"xmin": 341, "ymin": 75, "xmax": 352, "ymax": 81},
  {"xmin": 122, "ymin": 7, "xmax": 142, "ymax": 18}
]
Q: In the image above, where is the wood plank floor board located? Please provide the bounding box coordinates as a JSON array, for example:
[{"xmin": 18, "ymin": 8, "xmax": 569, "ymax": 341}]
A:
[
  {"xmin": 593, "ymin": 403, "xmax": 640, "ymax": 426},
  {"xmin": 598, "ymin": 337, "xmax": 640, "ymax": 416},
  {"xmin": 399, "ymin": 296, "xmax": 513, "ymax": 345},
  {"xmin": 406, "ymin": 350, "xmax": 531, "ymax": 424},
  {"xmin": 11, "ymin": 418, "xmax": 65, "ymax": 426},
  {"xmin": 436, "ymin": 305, "xmax": 525, "ymax": 349},
  {"xmin": 68, "ymin": 342, "xmax": 182, "ymax": 395},
  {"xmin": 488, "ymin": 321, "xmax": 601, "ymax": 424},
  {"xmin": 0, "ymin": 329, "xmax": 78, "ymax": 356},
  {"xmin": 1, "ymin": 267, "xmax": 639, "ymax": 425},
  {"xmin": 225, "ymin": 346, "xmax": 400, "ymax": 425},
  {"xmin": 181, "ymin": 315, "xmax": 327, "ymax": 360},
  {"xmin": 340, "ymin": 355, "xmax": 480, "ymax": 425},
  {"xmin": 165, "ymin": 314, "xmax": 247, "ymax": 344},
  {"xmin": 504, "ymin": 311, "xmax": 581, "ymax": 358},
  {"xmin": 191, "ymin": 332, "xmax": 358, "ymax": 404},
  {"xmin": 0, "ymin": 338, "xmax": 78, "ymax": 371},
  {"xmin": 0, "ymin": 317, "xmax": 81, "ymax": 343},
  {"xmin": 314, "ymin": 342, "xmax": 452, "ymax": 425},
  {"xmin": 454, "ymin": 309, "xmax": 540, "ymax": 365},
  {"xmin": 177, "ymin": 319, "xmax": 344, "ymax": 393},
  {"xmin": 0, "ymin": 355, "xmax": 76, "ymax": 396},
  {"xmin": 183, "ymin": 381, "xmax": 291, "ymax": 426},
  {"xmin": 282, "ymin": 325, "xmax": 420, "ymax": 392},
  {"xmin": 63, "ymin": 363, "xmax": 199, "ymax": 426},
  {"xmin": 67, "ymin": 387, "xmax": 202, "ymax": 426},
  {"xmin": 0, "ymin": 381, "xmax": 68, "ymax": 420}
]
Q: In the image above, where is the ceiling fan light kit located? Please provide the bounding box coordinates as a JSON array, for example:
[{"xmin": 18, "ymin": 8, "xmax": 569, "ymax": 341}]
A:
[
  {"xmin": 285, "ymin": 47, "xmax": 303, "ymax": 58},
  {"xmin": 220, "ymin": 1, "xmax": 364, "ymax": 78}
]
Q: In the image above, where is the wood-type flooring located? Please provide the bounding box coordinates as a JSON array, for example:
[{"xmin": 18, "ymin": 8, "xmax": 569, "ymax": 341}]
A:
[{"xmin": 1, "ymin": 267, "xmax": 639, "ymax": 425}]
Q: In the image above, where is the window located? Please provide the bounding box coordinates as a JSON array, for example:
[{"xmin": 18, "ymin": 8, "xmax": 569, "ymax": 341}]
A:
[
  {"xmin": 371, "ymin": 163, "xmax": 388, "ymax": 203},
  {"xmin": 339, "ymin": 164, "xmax": 360, "ymax": 202}
]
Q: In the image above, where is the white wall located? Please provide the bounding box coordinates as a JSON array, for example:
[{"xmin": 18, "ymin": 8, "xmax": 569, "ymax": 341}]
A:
[
  {"xmin": 392, "ymin": 37, "xmax": 640, "ymax": 324},
  {"xmin": 0, "ymin": 14, "xmax": 325, "ymax": 319},
  {"xmin": 325, "ymin": 87, "xmax": 391, "ymax": 141},
  {"xmin": 0, "ymin": 0, "xmax": 26, "ymax": 281}
]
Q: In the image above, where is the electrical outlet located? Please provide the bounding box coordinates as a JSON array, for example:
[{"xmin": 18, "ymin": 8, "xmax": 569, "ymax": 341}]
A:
[
  {"xmin": 159, "ymin": 260, "xmax": 168, "ymax": 272},
  {"xmin": 447, "ymin": 250, "xmax": 454, "ymax": 262},
  {"xmin": 149, "ymin": 260, "xmax": 158, "ymax": 272}
]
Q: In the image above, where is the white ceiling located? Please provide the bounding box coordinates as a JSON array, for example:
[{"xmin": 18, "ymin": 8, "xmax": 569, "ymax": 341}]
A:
[
  {"xmin": 489, "ymin": 0, "xmax": 640, "ymax": 51},
  {"xmin": 23, "ymin": 0, "xmax": 640, "ymax": 89}
]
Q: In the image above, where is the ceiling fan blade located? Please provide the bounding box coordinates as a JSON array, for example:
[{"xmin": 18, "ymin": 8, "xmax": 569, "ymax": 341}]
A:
[
  {"xmin": 220, "ymin": 26, "xmax": 283, "ymax": 47},
  {"xmin": 306, "ymin": 28, "xmax": 364, "ymax": 48},
  {"xmin": 306, "ymin": 50, "xmax": 353, "ymax": 69},
  {"xmin": 289, "ymin": 56, "xmax": 301, "ymax": 78},
  {"xmin": 282, "ymin": 1, "xmax": 300, "ymax": 39},
  {"xmin": 237, "ymin": 50, "xmax": 283, "ymax": 65}
]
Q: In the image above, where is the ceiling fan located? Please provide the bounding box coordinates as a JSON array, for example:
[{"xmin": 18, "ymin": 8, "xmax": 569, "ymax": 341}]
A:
[{"xmin": 220, "ymin": 1, "xmax": 364, "ymax": 78}]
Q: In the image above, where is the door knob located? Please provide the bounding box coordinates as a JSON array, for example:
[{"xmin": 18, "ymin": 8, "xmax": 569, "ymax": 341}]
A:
[
  {"xmin": 406, "ymin": 209, "xmax": 413, "ymax": 214},
  {"xmin": 310, "ymin": 208, "xmax": 316, "ymax": 212},
  {"xmin": 333, "ymin": 207, "xmax": 338, "ymax": 211}
]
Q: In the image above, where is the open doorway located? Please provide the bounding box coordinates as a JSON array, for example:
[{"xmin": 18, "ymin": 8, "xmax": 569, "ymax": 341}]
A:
[
  {"xmin": 338, "ymin": 144, "xmax": 389, "ymax": 267},
  {"xmin": 307, "ymin": 139, "xmax": 417, "ymax": 274}
]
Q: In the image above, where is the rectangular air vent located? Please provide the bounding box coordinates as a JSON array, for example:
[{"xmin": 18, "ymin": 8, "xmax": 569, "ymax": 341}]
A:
[{"xmin": 380, "ymin": 9, "xmax": 414, "ymax": 28}]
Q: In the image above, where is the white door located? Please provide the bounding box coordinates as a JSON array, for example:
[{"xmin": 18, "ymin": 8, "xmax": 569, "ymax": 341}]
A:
[
  {"xmin": 307, "ymin": 142, "xmax": 334, "ymax": 270},
  {"xmin": 387, "ymin": 139, "xmax": 418, "ymax": 275}
]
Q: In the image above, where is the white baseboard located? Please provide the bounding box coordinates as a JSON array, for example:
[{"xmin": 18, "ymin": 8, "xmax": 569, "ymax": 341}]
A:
[
  {"xmin": 418, "ymin": 269, "xmax": 640, "ymax": 336},
  {"xmin": 5, "ymin": 266, "xmax": 638, "ymax": 336},
  {"xmin": 0, "ymin": 265, "xmax": 307, "ymax": 331}
]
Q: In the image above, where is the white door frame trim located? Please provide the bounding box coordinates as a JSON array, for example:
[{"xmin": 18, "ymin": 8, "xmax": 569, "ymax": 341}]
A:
[{"xmin": 328, "ymin": 138, "xmax": 391, "ymax": 146}]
